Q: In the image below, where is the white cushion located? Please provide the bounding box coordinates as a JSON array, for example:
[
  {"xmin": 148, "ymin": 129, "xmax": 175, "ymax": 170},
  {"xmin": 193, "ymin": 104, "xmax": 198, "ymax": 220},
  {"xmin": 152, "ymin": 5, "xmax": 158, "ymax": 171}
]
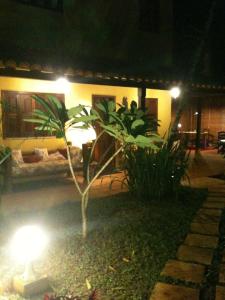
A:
[
  {"xmin": 34, "ymin": 148, "xmax": 49, "ymax": 161},
  {"xmin": 48, "ymin": 151, "xmax": 66, "ymax": 161},
  {"xmin": 11, "ymin": 149, "xmax": 24, "ymax": 164}
]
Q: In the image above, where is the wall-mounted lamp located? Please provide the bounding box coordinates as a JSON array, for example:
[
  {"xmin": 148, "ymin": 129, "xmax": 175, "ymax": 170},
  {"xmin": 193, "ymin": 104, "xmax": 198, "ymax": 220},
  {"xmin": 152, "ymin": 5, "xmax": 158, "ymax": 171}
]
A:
[
  {"xmin": 55, "ymin": 77, "xmax": 70, "ymax": 93},
  {"xmin": 66, "ymin": 124, "xmax": 97, "ymax": 149},
  {"xmin": 170, "ymin": 87, "xmax": 181, "ymax": 99}
]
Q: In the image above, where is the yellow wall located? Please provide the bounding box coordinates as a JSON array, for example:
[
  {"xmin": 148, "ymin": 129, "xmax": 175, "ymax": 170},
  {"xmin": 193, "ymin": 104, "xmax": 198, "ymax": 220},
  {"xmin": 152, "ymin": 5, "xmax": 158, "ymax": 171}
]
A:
[
  {"xmin": 0, "ymin": 76, "xmax": 171, "ymax": 151},
  {"xmin": 146, "ymin": 89, "xmax": 171, "ymax": 136}
]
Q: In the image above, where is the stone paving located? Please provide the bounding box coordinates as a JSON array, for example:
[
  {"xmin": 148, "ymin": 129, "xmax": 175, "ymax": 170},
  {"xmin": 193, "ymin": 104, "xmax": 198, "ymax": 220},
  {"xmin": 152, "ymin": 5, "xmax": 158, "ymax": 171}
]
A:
[
  {"xmin": 184, "ymin": 233, "xmax": 218, "ymax": 248},
  {"xmin": 161, "ymin": 260, "xmax": 205, "ymax": 283},
  {"xmin": 150, "ymin": 282, "xmax": 200, "ymax": 300},
  {"xmin": 150, "ymin": 185, "xmax": 225, "ymax": 300}
]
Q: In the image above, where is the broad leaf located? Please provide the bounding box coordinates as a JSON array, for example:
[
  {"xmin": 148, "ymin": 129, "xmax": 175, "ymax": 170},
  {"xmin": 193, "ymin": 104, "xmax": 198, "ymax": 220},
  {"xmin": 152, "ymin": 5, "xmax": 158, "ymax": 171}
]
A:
[
  {"xmin": 90, "ymin": 108, "xmax": 102, "ymax": 121},
  {"xmin": 131, "ymin": 119, "xmax": 145, "ymax": 130},
  {"xmin": 95, "ymin": 102, "xmax": 106, "ymax": 113},
  {"xmin": 68, "ymin": 106, "xmax": 85, "ymax": 118},
  {"xmin": 47, "ymin": 95, "xmax": 63, "ymax": 110},
  {"xmin": 78, "ymin": 115, "xmax": 99, "ymax": 123},
  {"xmin": 135, "ymin": 135, "xmax": 160, "ymax": 149},
  {"xmin": 108, "ymin": 101, "xmax": 115, "ymax": 112},
  {"xmin": 32, "ymin": 95, "xmax": 56, "ymax": 119}
]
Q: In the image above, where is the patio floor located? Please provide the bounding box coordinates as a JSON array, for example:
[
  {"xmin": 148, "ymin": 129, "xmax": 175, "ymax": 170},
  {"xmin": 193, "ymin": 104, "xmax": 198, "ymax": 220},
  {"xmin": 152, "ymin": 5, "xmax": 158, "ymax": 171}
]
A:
[
  {"xmin": 2, "ymin": 149, "xmax": 225, "ymax": 215},
  {"xmin": 1, "ymin": 172, "xmax": 127, "ymax": 215}
]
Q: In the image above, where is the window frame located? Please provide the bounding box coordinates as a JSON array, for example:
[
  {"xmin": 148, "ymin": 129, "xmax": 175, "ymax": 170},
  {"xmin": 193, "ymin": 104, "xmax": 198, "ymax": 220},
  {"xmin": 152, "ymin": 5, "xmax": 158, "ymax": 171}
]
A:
[{"xmin": 1, "ymin": 90, "xmax": 65, "ymax": 139}]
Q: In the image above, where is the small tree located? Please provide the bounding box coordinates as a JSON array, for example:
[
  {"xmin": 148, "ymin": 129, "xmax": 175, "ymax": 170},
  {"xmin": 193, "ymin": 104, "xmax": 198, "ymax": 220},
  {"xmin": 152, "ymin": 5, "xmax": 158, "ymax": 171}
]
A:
[{"xmin": 25, "ymin": 95, "xmax": 162, "ymax": 238}]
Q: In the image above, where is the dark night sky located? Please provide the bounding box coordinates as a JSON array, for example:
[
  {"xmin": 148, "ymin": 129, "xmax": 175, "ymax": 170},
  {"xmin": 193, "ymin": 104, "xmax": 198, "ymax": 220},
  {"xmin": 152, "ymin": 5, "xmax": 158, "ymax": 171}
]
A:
[{"xmin": 173, "ymin": 0, "xmax": 225, "ymax": 82}]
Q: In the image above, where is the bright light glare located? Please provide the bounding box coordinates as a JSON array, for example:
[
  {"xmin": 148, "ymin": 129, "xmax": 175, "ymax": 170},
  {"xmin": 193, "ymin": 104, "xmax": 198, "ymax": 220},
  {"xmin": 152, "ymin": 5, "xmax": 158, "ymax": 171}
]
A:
[
  {"xmin": 55, "ymin": 77, "xmax": 70, "ymax": 93},
  {"xmin": 66, "ymin": 125, "xmax": 96, "ymax": 149},
  {"xmin": 10, "ymin": 225, "xmax": 48, "ymax": 264},
  {"xmin": 177, "ymin": 123, "xmax": 182, "ymax": 128},
  {"xmin": 170, "ymin": 87, "xmax": 181, "ymax": 99}
]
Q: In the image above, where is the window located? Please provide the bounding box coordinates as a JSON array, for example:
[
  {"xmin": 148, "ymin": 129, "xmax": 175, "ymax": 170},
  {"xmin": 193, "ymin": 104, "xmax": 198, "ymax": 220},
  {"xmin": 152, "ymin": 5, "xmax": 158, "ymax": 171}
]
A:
[
  {"xmin": 139, "ymin": 0, "xmax": 160, "ymax": 33},
  {"xmin": 2, "ymin": 91, "xmax": 65, "ymax": 138},
  {"xmin": 13, "ymin": 0, "xmax": 63, "ymax": 12}
]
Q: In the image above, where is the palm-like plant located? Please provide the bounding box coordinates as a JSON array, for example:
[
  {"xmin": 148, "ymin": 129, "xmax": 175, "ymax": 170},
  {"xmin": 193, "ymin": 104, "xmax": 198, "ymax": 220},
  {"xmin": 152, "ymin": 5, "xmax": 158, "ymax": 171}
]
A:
[{"xmin": 25, "ymin": 95, "xmax": 162, "ymax": 238}]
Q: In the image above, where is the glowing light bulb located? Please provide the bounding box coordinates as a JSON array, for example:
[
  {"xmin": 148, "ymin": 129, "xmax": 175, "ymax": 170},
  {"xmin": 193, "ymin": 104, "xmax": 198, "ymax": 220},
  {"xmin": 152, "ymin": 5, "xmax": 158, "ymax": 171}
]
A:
[{"xmin": 170, "ymin": 87, "xmax": 181, "ymax": 99}]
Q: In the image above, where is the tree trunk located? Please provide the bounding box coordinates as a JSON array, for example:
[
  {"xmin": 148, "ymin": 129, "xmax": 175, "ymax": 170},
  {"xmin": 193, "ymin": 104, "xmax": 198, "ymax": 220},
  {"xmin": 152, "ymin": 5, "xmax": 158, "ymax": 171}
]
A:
[{"xmin": 81, "ymin": 194, "xmax": 88, "ymax": 239}]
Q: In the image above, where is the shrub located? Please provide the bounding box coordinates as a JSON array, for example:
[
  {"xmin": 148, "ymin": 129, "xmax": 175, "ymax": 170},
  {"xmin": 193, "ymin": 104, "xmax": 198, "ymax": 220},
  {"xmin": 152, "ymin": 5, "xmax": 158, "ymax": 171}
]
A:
[{"xmin": 124, "ymin": 139, "xmax": 189, "ymax": 201}]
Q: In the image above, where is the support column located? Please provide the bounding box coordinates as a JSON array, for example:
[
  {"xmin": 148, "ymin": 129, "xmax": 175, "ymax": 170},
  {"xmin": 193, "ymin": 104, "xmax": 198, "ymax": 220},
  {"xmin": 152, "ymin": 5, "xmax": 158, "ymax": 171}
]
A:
[
  {"xmin": 138, "ymin": 87, "xmax": 146, "ymax": 111},
  {"xmin": 195, "ymin": 99, "xmax": 202, "ymax": 152}
]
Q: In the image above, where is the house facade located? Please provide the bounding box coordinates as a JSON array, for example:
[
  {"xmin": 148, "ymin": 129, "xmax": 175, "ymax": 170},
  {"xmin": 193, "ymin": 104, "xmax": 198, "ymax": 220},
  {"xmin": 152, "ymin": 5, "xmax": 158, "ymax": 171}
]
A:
[
  {"xmin": 0, "ymin": 0, "xmax": 224, "ymax": 154},
  {"xmin": 0, "ymin": 74, "xmax": 172, "ymax": 153}
]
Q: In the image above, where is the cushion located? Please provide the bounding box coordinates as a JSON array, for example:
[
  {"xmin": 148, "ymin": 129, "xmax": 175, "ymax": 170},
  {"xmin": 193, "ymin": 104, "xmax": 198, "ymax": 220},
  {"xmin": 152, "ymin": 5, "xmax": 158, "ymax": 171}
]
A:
[
  {"xmin": 70, "ymin": 146, "xmax": 82, "ymax": 164},
  {"xmin": 48, "ymin": 151, "xmax": 66, "ymax": 161},
  {"xmin": 34, "ymin": 148, "xmax": 49, "ymax": 161},
  {"xmin": 11, "ymin": 149, "xmax": 24, "ymax": 164},
  {"xmin": 58, "ymin": 148, "xmax": 68, "ymax": 159},
  {"xmin": 23, "ymin": 154, "xmax": 42, "ymax": 164}
]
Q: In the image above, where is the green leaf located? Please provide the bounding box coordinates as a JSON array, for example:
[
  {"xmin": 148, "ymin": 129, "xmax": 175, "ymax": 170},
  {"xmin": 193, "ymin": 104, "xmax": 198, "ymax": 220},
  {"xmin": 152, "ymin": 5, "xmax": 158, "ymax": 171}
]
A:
[
  {"xmin": 135, "ymin": 135, "xmax": 160, "ymax": 149},
  {"xmin": 131, "ymin": 119, "xmax": 145, "ymax": 130},
  {"xmin": 78, "ymin": 115, "xmax": 99, "ymax": 123},
  {"xmin": 90, "ymin": 108, "xmax": 102, "ymax": 121},
  {"xmin": 68, "ymin": 105, "xmax": 85, "ymax": 118},
  {"xmin": 24, "ymin": 116, "xmax": 62, "ymax": 133},
  {"xmin": 108, "ymin": 101, "xmax": 115, "ymax": 112},
  {"xmin": 47, "ymin": 95, "xmax": 63, "ymax": 110},
  {"xmin": 100, "ymin": 124, "xmax": 123, "ymax": 140},
  {"xmin": 96, "ymin": 102, "xmax": 106, "ymax": 113},
  {"xmin": 136, "ymin": 110, "xmax": 144, "ymax": 118},
  {"xmin": 23, "ymin": 118, "xmax": 47, "ymax": 124},
  {"xmin": 124, "ymin": 136, "xmax": 136, "ymax": 144},
  {"xmin": 32, "ymin": 95, "xmax": 56, "ymax": 119}
]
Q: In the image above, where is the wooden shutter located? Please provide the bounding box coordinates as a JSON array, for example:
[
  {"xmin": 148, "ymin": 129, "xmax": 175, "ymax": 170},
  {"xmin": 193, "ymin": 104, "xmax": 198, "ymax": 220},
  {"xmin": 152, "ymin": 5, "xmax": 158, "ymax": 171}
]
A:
[{"xmin": 1, "ymin": 91, "xmax": 65, "ymax": 138}]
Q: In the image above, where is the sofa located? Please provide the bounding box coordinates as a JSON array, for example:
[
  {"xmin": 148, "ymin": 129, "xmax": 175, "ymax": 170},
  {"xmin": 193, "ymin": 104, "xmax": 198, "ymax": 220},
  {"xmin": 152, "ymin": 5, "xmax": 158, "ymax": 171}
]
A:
[{"xmin": 5, "ymin": 147, "xmax": 83, "ymax": 191}]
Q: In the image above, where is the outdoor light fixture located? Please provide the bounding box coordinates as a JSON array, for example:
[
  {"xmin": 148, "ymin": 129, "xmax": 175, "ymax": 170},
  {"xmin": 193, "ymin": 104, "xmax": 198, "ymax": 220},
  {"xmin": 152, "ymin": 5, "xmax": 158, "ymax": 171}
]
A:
[
  {"xmin": 170, "ymin": 87, "xmax": 181, "ymax": 99},
  {"xmin": 66, "ymin": 124, "xmax": 97, "ymax": 149},
  {"xmin": 55, "ymin": 77, "xmax": 70, "ymax": 93},
  {"xmin": 11, "ymin": 225, "xmax": 49, "ymax": 297}
]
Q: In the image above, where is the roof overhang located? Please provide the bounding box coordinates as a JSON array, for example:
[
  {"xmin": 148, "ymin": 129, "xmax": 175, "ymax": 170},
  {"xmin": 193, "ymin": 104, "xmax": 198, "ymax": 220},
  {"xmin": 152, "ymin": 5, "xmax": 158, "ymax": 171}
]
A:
[{"xmin": 0, "ymin": 59, "xmax": 225, "ymax": 94}]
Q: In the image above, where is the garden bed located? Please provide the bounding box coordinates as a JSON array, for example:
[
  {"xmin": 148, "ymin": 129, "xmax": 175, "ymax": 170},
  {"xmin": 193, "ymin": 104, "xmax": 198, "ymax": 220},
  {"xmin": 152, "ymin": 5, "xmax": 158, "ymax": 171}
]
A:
[{"xmin": 0, "ymin": 187, "xmax": 206, "ymax": 299}]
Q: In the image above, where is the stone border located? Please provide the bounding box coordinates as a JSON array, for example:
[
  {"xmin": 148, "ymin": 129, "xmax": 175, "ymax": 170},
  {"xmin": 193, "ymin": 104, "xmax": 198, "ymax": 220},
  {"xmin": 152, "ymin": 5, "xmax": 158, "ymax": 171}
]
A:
[{"xmin": 150, "ymin": 187, "xmax": 225, "ymax": 300}]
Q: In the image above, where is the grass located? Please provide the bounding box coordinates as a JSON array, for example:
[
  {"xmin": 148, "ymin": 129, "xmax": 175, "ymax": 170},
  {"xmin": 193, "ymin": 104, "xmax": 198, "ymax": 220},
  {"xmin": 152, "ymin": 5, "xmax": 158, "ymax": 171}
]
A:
[{"xmin": 0, "ymin": 187, "xmax": 206, "ymax": 300}]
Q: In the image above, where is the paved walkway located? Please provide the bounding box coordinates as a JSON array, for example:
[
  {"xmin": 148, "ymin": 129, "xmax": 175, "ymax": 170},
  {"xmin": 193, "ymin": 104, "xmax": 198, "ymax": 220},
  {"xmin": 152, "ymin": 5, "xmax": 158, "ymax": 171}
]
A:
[
  {"xmin": 150, "ymin": 179, "xmax": 225, "ymax": 300},
  {"xmin": 2, "ymin": 149, "xmax": 224, "ymax": 215},
  {"xmin": 1, "ymin": 172, "xmax": 127, "ymax": 215}
]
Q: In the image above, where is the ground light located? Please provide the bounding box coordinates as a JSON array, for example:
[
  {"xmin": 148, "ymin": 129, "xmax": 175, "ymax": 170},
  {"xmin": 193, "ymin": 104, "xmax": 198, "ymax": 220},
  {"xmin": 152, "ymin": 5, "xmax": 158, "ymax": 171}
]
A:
[
  {"xmin": 10, "ymin": 225, "xmax": 49, "ymax": 297},
  {"xmin": 170, "ymin": 86, "xmax": 181, "ymax": 99}
]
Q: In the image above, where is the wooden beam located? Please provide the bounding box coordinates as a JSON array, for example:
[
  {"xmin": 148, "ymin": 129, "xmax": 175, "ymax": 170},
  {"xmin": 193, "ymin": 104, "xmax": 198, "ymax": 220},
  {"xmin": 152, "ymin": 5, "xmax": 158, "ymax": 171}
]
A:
[
  {"xmin": 138, "ymin": 87, "xmax": 146, "ymax": 111},
  {"xmin": 195, "ymin": 99, "xmax": 202, "ymax": 152}
]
